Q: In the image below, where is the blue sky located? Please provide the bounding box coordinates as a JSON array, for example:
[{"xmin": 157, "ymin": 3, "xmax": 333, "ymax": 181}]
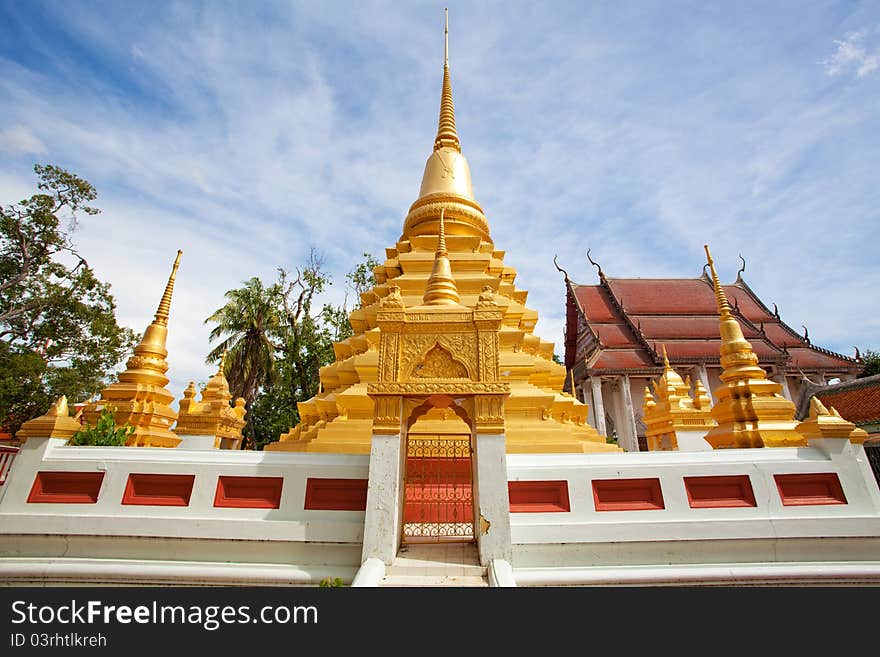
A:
[{"xmin": 1, "ymin": 1, "xmax": 878, "ymax": 397}]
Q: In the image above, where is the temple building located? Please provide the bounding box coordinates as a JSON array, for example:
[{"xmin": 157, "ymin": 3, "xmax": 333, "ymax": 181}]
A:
[
  {"xmin": 561, "ymin": 255, "xmax": 861, "ymax": 451},
  {"xmin": 1, "ymin": 11, "xmax": 878, "ymax": 589}
]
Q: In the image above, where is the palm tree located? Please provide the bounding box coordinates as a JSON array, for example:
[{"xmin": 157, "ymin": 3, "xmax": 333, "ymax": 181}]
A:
[{"xmin": 204, "ymin": 277, "xmax": 283, "ymax": 425}]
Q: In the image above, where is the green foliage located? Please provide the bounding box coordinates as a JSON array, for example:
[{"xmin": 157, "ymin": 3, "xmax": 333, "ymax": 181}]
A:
[
  {"xmin": 0, "ymin": 165, "xmax": 138, "ymax": 436},
  {"xmin": 206, "ymin": 251, "xmax": 379, "ymax": 450},
  {"xmin": 552, "ymin": 353, "xmax": 563, "ymax": 365},
  {"xmin": 69, "ymin": 406, "xmax": 134, "ymax": 446},
  {"xmin": 858, "ymin": 349, "xmax": 880, "ymax": 378},
  {"xmin": 318, "ymin": 576, "xmax": 344, "ymax": 587}
]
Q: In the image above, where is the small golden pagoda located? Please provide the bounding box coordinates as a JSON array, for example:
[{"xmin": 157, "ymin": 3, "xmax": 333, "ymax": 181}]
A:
[
  {"xmin": 642, "ymin": 345, "xmax": 714, "ymax": 450},
  {"xmin": 81, "ymin": 251, "xmax": 183, "ymax": 448},
  {"xmin": 268, "ymin": 13, "xmax": 616, "ymax": 454},
  {"xmin": 174, "ymin": 351, "xmax": 247, "ymax": 449},
  {"xmin": 16, "ymin": 396, "xmax": 83, "ymax": 444},
  {"xmin": 795, "ymin": 397, "xmax": 869, "ymax": 444},
  {"xmin": 702, "ymin": 245, "xmax": 804, "ymax": 449}
]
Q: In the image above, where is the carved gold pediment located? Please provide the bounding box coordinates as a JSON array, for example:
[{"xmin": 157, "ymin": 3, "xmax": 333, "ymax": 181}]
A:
[{"xmin": 411, "ymin": 343, "xmax": 468, "ymax": 379}]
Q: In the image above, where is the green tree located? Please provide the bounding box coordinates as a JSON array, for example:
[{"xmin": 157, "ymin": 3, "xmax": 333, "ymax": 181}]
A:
[
  {"xmin": 204, "ymin": 276, "xmax": 284, "ymax": 438},
  {"xmin": 0, "ymin": 165, "xmax": 138, "ymax": 436},
  {"xmin": 858, "ymin": 349, "xmax": 880, "ymax": 378},
  {"xmin": 69, "ymin": 406, "xmax": 134, "ymax": 446},
  {"xmin": 215, "ymin": 251, "xmax": 378, "ymax": 450}
]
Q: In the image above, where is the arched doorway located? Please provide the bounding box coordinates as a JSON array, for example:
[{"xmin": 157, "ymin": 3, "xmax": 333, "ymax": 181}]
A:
[{"xmin": 402, "ymin": 395, "xmax": 475, "ymax": 543}]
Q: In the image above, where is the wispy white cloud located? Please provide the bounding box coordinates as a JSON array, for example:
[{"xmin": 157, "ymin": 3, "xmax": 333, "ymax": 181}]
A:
[
  {"xmin": 0, "ymin": 125, "xmax": 47, "ymax": 155},
  {"xmin": 822, "ymin": 28, "xmax": 880, "ymax": 77}
]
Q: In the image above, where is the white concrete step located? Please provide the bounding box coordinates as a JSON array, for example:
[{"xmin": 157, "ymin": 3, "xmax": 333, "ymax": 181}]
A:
[
  {"xmin": 380, "ymin": 574, "xmax": 489, "ymax": 587},
  {"xmin": 379, "ymin": 542, "xmax": 489, "ymax": 587}
]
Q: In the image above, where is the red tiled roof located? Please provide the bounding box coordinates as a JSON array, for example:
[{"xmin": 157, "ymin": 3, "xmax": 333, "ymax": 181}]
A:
[
  {"xmin": 571, "ymin": 284, "xmax": 618, "ymax": 322},
  {"xmin": 604, "ymin": 278, "xmax": 719, "ymax": 315},
  {"xmin": 817, "ymin": 380, "xmax": 880, "ymax": 425},
  {"xmin": 591, "ymin": 350, "xmax": 656, "ymax": 369},
  {"xmin": 568, "ymin": 275, "xmax": 858, "ymax": 374}
]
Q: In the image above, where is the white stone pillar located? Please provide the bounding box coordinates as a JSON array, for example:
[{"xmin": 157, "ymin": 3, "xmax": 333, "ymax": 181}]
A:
[
  {"xmin": 697, "ymin": 364, "xmax": 713, "ymax": 406},
  {"xmin": 361, "ymin": 433, "xmax": 404, "ymax": 565},
  {"xmin": 590, "ymin": 376, "xmax": 607, "ymax": 436},
  {"xmin": 774, "ymin": 373, "xmax": 793, "ymax": 401},
  {"xmin": 621, "ymin": 375, "xmax": 640, "ymax": 452},
  {"xmin": 473, "ymin": 433, "xmax": 512, "ymax": 565}
]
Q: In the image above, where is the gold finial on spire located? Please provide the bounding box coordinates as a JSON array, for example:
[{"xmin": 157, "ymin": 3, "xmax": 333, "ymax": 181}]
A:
[
  {"xmin": 421, "ymin": 209, "xmax": 461, "ymax": 306},
  {"xmin": 155, "ymin": 249, "xmax": 183, "ymax": 326},
  {"xmin": 437, "ymin": 207, "xmax": 448, "ymax": 256},
  {"xmin": 218, "ymin": 348, "xmax": 227, "ymax": 376},
  {"xmin": 435, "ymin": 8, "xmax": 460, "ymax": 152},
  {"xmin": 661, "ymin": 343, "xmax": 671, "ymax": 369},
  {"xmin": 704, "ymin": 245, "xmax": 732, "ymax": 320},
  {"xmin": 444, "ymin": 7, "xmax": 449, "ymax": 67}
]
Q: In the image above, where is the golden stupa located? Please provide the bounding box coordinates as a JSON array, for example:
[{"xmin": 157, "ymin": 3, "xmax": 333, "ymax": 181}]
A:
[
  {"xmin": 81, "ymin": 250, "xmax": 183, "ymax": 448},
  {"xmin": 16, "ymin": 396, "xmax": 83, "ymax": 444},
  {"xmin": 642, "ymin": 345, "xmax": 714, "ymax": 450},
  {"xmin": 174, "ymin": 351, "xmax": 248, "ymax": 449},
  {"xmin": 702, "ymin": 245, "xmax": 805, "ymax": 449},
  {"xmin": 268, "ymin": 13, "xmax": 617, "ymax": 454}
]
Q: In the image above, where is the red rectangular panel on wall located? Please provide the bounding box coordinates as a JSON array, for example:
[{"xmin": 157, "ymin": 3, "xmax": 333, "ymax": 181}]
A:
[
  {"xmin": 508, "ymin": 480, "xmax": 571, "ymax": 512},
  {"xmin": 304, "ymin": 478, "xmax": 368, "ymax": 511},
  {"xmin": 774, "ymin": 472, "xmax": 847, "ymax": 506},
  {"xmin": 27, "ymin": 471, "xmax": 104, "ymax": 504},
  {"xmin": 214, "ymin": 476, "xmax": 283, "ymax": 509},
  {"xmin": 684, "ymin": 475, "xmax": 757, "ymax": 509},
  {"xmin": 121, "ymin": 473, "xmax": 195, "ymax": 507},
  {"xmin": 592, "ymin": 478, "xmax": 664, "ymax": 511}
]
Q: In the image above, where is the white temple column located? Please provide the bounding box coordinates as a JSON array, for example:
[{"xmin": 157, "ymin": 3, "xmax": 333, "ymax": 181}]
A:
[
  {"xmin": 590, "ymin": 376, "xmax": 607, "ymax": 436},
  {"xmin": 473, "ymin": 433, "xmax": 512, "ymax": 565},
  {"xmin": 620, "ymin": 375, "xmax": 640, "ymax": 452},
  {"xmin": 581, "ymin": 383, "xmax": 595, "ymax": 427},
  {"xmin": 696, "ymin": 363, "xmax": 713, "ymax": 406},
  {"xmin": 774, "ymin": 372, "xmax": 793, "ymax": 402},
  {"xmin": 361, "ymin": 433, "xmax": 405, "ymax": 565}
]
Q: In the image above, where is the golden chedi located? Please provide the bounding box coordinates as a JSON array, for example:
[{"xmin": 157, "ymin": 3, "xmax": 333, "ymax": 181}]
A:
[
  {"xmin": 795, "ymin": 397, "xmax": 868, "ymax": 444},
  {"xmin": 175, "ymin": 351, "xmax": 247, "ymax": 449},
  {"xmin": 81, "ymin": 251, "xmax": 183, "ymax": 448},
  {"xmin": 16, "ymin": 396, "xmax": 83, "ymax": 444},
  {"xmin": 268, "ymin": 14, "xmax": 616, "ymax": 454},
  {"xmin": 642, "ymin": 345, "xmax": 714, "ymax": 450},
  {"xmin": 702, "ymin": 245, "xmax": 804, "ymax": 448}
]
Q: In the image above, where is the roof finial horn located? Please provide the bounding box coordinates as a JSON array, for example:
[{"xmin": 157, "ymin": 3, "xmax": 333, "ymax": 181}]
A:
[
  {"xmin": 586, "ymin": 248, "xmax": 604, "ymax": 278},
  {"xmin": 553, "ymin": 254, "xmax": 571, "ymax": 282}
]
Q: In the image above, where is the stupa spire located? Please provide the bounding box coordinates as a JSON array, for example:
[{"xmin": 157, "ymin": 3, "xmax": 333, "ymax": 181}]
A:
[
  {"xmin": 435, "ymin": 8, "xmax": 460, "ymax": 152},
  {"xmin": 702, "ymin": 245, "xmax": 803, "ymax": 449},
  {"xmin": 80, "ymin": 250, "xmax": 184, "ymax": 447},
  {"xmin": 704, "ymin": 245, "xmax": 760, "ymax": 378},
  {"xmin": 422, "ymin": 209, "xmax": 461, "ymax": 306},
  {"xmin": 154, "ymin": 249, "xmax": 182, "ymax": 326}
]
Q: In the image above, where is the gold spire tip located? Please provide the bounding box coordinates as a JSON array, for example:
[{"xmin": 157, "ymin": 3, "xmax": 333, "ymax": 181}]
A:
[
  {"xmin": 434, "ymin": 8, "xmax": 460, "ymax": 152},
  {"xmin": 444, "ymin": 8, "xmax": 449, "ymax": 67},
  {"xmin": 438, "ymin": 208, "xmax": 448, "ymax": 256},
  {"xmin": 154, "ymin": 249, "xmax": 183, "ymax": 326},
  {"xmin": 703, "ymin": 244, "xmax": 731, "ymax": 317},
  {"xmin": 661, "ymin": 344, "xmax": 670, "ymax": 368}
]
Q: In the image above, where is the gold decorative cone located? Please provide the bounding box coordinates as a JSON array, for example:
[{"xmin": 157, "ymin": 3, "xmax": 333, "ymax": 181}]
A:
[
  {"xmin": 81, "ymin": 251, "xmax": 183, "ymax": 447},
  {"xmin": 702, "ymin": 245, "xmax": 803, "ymax": 448}
]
